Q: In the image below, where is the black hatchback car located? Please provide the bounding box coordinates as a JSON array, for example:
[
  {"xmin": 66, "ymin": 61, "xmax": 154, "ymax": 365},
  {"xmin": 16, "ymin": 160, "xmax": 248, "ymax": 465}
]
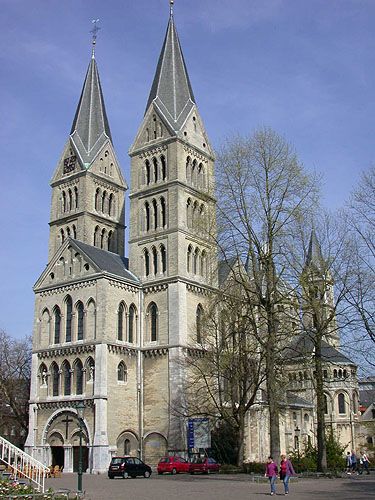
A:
[{"xmin": 108, "ymin": 456, "xmax": 152, "ymax": 479}]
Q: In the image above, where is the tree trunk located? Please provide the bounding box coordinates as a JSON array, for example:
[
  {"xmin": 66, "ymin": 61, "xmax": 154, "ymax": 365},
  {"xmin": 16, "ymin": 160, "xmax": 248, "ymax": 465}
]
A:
[
  {"xmin": 236, "ymin": 412, "xmax": 245, "ymax": 467},
  {"xmin": 315, "ymin": 339, "xmax": 327, "ymax": 472}
]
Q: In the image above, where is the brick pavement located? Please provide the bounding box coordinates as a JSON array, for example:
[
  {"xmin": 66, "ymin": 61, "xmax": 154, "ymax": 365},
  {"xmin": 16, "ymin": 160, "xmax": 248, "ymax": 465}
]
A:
[{"xmin": 46, "ymin": 473, "xmax": 374, "ymax": 500}]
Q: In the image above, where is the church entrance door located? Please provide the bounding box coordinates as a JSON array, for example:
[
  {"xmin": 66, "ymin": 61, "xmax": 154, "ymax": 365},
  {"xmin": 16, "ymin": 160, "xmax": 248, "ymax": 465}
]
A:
[
  {"xmin": 51, "ymin": 446, "xmax": 64, "ymax": 468},
  {"xmin": 73, "ymin": 446, "xmax": 89, "ymax": 472}
]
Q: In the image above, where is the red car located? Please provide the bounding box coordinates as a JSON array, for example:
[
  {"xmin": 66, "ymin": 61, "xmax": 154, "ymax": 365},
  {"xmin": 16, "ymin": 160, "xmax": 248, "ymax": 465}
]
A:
[
  {"xmin": 189, "ymin": 457, "xmax": 221, "ymax": 474},
  {"xmin": 157, "ymin": 456, "xmax": 190, "ymax": 474}
]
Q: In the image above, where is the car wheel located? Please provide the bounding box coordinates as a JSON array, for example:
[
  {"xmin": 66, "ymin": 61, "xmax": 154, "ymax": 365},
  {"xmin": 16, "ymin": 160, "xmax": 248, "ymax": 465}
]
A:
[
  {"xmin": 144, "ymin": 470, "xmax": 151, "ymax": 478},
  {"xmin": 122, "ymin": 471, "xmax": 129, "ymax": 479},
  {"xmin": 172, "ymin": 468, "xmax": 177, "ymax": 475},
  {"xmin": 108, "ymin": 474, "xmax": 114, "ymax": 479},
  {"xmin": 158, "ymin": 471, "xmax": 163, "ymax": 475},
  {"xmin": 190, "ymin": 471, "xmax": 194, "ymax": 475}
]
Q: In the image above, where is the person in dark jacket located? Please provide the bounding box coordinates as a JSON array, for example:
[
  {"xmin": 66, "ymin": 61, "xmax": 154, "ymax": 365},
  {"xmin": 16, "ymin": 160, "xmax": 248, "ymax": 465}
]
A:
[
  {"xmin": 265, "ymin": 456, "xmax": 278, "ymax": 496},
  {"xmin": 280, "ymin": 454, "xmax": 296, "ymax": 495}
]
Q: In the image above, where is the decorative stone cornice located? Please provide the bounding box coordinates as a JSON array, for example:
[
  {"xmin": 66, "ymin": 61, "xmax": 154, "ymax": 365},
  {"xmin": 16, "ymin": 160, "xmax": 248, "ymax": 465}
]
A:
[
  {"xmin": 37, "ymin": 344, "xmax": 95, "ymax": 359},
  {"xmin": 183, "ymin": 144, "xmax": 209, "ymax": 163},
  {"xmin": 93, "ymin": 177, "xmax": 120, "ymax": 193},
  {"xmin": 107, "ymin": 344, "xmax": 138, "ymax": 356},
  {"xmin": 58, "ymin": 179, "xmax": 79, "ymax": 190},
  {"xmin": 38, "ymin": 280, "xmax": 97, "ymax": 296},
  {"xmin": 108, "ymin": 280, "xmax": 140, "ymax": 293},
  {"xmin": 143, "ymin": 283, "xmax": 169, "ymax": 294},
  {"xmin": 138, "ymin": 145, "xmax": 168, "ymax": 160},
  {"xmin": 143, "ymin": 347, "xmax": 168, "ymax": 358},
  {"xmin": 37, "ymin": 398, "xmax": 95, "ymax": 410},
  {"xmin": 186, "ymin": 283, "xmax": 211, "ymax": 296},
  {"xmin": 184, "ymin": 346, "xmax": 205, "ymax": 358}
]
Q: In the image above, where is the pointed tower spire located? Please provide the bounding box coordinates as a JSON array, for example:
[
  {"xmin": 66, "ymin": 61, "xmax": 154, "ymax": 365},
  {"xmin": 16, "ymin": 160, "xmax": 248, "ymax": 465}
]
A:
[
  {"xmin": 305, "ymin": 230, "xmax": 325, "ymax": 269},
  {"xmin": 70, "ymin": 47, "xmax": 112, "ymax": 167},
  {"xmin": 145, "ymin": 3, "xmax": 195, "ymax": 132}
]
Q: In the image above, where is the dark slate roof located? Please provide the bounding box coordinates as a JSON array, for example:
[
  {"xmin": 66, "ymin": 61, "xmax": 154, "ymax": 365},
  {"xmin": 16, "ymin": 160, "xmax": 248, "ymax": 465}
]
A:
[
  {"xmin": 305, "ymin": 230, "xmax": 325, "ymax": 268},
  {"xmin": 72, "ymin": 240, "xmax": 139, "ymax": 283},
  {"xmin": 286, "ymin": 393, "xmax": 314, "ymax": 409},
  {"xmin": 145, "ymin": 11, "xmax": 195, "ymax": 132},
  {"xmin": 218, "ymin": 257, "xmax": 239, "ymax": 286},
  {"xmin": 70, "ymin": 55, "xmax": 112, "ymax": 166},
  {"xmin": 283, "ymin": 331, "xmax": 356, "ymax": 365},
  {"xmin": 359, "ymin": 389, "xmax": 375, "ymax": 407}
]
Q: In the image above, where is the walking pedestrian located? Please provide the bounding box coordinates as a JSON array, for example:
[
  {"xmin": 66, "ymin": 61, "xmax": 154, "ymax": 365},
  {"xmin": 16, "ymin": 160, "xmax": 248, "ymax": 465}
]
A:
[
  {"xmin": 280, "ymin": 454, "xmax": 296, "ymax": 495},
  {"xmin": 345, "ymin": 451, "xmax": 352, "ymax": 474},
  {"xmin": 265, "ymin": 456, "xmax": 278, "ymax": 496},
  {"xmin": 351, "ymin": 451, "xmax": 357, "ymax": 473},
  {"xmin": 361, "ymin": 451, "xmax": 371, "ymax": 475}
]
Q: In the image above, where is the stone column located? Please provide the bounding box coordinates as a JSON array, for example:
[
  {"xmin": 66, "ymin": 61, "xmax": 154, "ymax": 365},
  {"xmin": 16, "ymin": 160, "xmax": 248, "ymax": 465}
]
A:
[{"xmin": 92, "ymin": 344, "xmax": 109, "ymax": 473}]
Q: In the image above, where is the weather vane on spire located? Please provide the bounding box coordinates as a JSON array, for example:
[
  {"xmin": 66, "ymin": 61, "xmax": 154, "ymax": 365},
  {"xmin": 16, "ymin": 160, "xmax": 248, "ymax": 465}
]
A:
[
  {"xmin": 90, "ymin": 19, "xmax": 101, "ymax": 57},
  {"xmin": 170, "ymin": 0, "xmax": 174, "ymax": 16}
]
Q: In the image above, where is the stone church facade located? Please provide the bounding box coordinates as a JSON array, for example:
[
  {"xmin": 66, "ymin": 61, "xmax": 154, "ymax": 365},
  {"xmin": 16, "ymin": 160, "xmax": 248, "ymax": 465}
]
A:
[{"xmin": 25, "ymin": 7, "xmax": 359, "ymax": 472}]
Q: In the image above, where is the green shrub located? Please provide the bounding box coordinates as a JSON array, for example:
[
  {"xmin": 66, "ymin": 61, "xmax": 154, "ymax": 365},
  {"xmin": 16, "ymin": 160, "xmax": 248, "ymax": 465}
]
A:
[{"xmin": 243, "ymin": 461, "xmax": 266, "ymax": 474}]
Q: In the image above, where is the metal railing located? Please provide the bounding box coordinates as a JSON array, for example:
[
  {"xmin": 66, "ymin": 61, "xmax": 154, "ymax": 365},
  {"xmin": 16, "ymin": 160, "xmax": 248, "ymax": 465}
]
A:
[{"xmin": 0, "ymin": 435, "xmax": 50, "ymax": 492}]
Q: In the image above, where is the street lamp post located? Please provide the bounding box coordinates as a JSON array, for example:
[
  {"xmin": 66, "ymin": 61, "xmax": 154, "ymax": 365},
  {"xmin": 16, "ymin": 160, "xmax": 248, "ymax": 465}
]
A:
[
  {"xmin": 295, "ymin": 426, "xmax": 301, "ymax": 472},
  {"xmin": 76, "ymin": 402, "xmax": 85, "ymax": 494}
]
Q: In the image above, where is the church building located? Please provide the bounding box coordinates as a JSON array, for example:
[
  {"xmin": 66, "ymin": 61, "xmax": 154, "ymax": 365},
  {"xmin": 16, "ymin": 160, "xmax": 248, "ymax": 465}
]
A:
[{"xmin": 25, "ymin": 4, "xmax": 360, "ymax": 473}]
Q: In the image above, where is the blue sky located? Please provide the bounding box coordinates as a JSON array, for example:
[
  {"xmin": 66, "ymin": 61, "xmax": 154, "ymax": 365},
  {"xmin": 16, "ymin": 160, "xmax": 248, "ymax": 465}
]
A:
[{"xmin": 1, "ymin": 0, "xmax": 374, "ymax": 338}]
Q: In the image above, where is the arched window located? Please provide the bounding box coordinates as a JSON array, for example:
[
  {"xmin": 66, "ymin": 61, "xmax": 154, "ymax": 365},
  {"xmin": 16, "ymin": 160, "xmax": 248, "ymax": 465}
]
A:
[
  {"xmin": 101, "ymin": 228, "xmax": 106, "ymax": 249},
  {"xmin": 152, "ymin": 246, "xmax": 158, "ymax": 274},
  {"xmin": 338, "ymin": 393, "xmax": 346, "ymax": 414},
  {"xmin": 128, "ymin": 305, "xmax": 136, "ymax": 343},
  {"xmin": 86, "ymin": 357, "xmax": 95, "ymax": 383},
  {"xmin": 193, "ymin": 248, "xmax": 199, "ymax": 274},
  {"xmin": 160, "ymin": 197, "xmax": 166, "ymax": 228},
  {"xmin": 324, "ymin": 394, "xmax": 328, "ymax": 414},
  {"xmin": 62, "ymin": 191, "xmax": 67, "ymax": 212},
  {"xmin": 108, "ymin": 193, "xmax": 113, "ymax": 216},
  {"xmin": 187, "ymin": 245, "xmax": 192, "ymax": 272},
  {"xmin": 62, "ymin": 361, "xmax": 71, "ymax": 396},
  {"xmin": 117, "ymin": 362, "xmax": 127, "ymax": 382},
  {"xmin": 160, "ymin": 155, "xmax": 166, "ymax": 180},
  {"xmin": 72, "ymin": 224, "xmax": 77, "ymax": 239},
  {"xmin": 186, "ymin": 156, "xmax": 191, "ymax": 183},
  {"xmin": 338, "ymin": 369, "xmax": 342, "ymax": 378},
  {"xmin": 201, "ymin": 251, "xmax": 207, "ymax": 277},
  {"xmin": 186, "ymin": 198, "xmax": 192, "ymax": 228},
  {"xmin": 148, "ymin": 302, "xmax": 158, "ymax": 342},
  {"xmin": 74, "ymin": 359, "xmax": 84, "ymax": 395},
  {"xmin": 152, "ymin": 199, "xmax": 158, "ymax": 229},
  {"xmin": 145, "ymin": 160, "xmax": 151, "ymax": 185},
  {"xmin": 124, "ymin": 439, "xmax": 131, "ymax": 455},
  {"xmin": 68, "ymin": 189, "xmax": 73, "ymax": 211},
  {"xmin": 153, "ymin": 157, "xmax": 158, "ymax": 183},
  {"xmin": 145, "ymin": 249, "xmax": 150, "ymax": 276},
  {"xmin": 160, "ymin": 245, "xmax": 167, "ymax": 273},
  {"xmin": 196, "ymin": 304, "xmax": 203, "ymax": 344},
  {"xmin": 61, "ymin": 229, "xmax": 65, "ymax": 245},
  {"xmin": 77, "ymin": 301, "xmax": 84, "ymax": 341},
  {"xmin": 95, "ymin": 188, "xmax": 100, "ymax": 211},
  {"xmin": 108, "ymin": 231, "xmax": 113, "ymax": 251},
  {"xmin": 94, "ymin": 226, "xmax": 100, "ymax": 247},
  {"xmin": 65, "ymin": 296, "xmax": 72, "ymax": 342},
  {"xmin": 54, "ymin": 306, "xmax": 61, "ymax": 344},
  {"xmin": 74, "ymin": 186, "xmax": 78, "ymax": 209},
  {"xmin": 51, "ymin": 362, "xmax": 59, "ymax": 396},
  {"xmin": 102, "ymin": 190, "xmax": 107, "ymax": 213},
  {"xmin": 145, "ymin": 202, "xmax": 150, "ymax": 232},
  {"xmin": 118, "ymin": 302, "xmax": 126, "ymax": 341},
  {"xmin": 333, "ymin": 369, "xmax": 337, "ymax": 378},
  {"xmin": 192, "ymin": 159, "xmax": 197, "ymax": 185}
]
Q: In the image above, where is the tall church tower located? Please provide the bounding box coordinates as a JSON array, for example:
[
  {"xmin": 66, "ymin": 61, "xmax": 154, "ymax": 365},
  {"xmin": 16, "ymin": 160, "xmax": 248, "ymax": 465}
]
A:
[
  {"xmin": 301, "ymin": 230, "xmax": 339, "ymax": 347},
  {"xmin": 128, "ymin": 4, "xmax": 217, "ymax": 450},
  {"xmin": 48, "ymin": 51, "xmax": 126, "ymax": 260}
]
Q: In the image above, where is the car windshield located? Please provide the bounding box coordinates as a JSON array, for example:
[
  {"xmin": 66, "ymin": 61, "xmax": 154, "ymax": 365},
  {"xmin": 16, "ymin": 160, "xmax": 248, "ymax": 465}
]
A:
[
  {"xmin": 159, "ymin": 458, "xmax": 169, "ymax": 463},
  {"xmin": 111, "ymin": 458, "xmax": 124, "ymax": 465}
]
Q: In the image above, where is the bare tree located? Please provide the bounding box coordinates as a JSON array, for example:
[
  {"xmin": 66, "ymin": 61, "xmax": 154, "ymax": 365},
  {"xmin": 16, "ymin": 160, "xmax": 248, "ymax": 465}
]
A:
[
  {"xmin": 0, "ymin": 330, "xmax": 31, "ymax": 442},
  {"xmin": 183, "ymin": 269, "xmax": 266, "ymax": 467},
  {"xmin": 213, "ymin": 128, "xmax": 319, "ymax": 463},
  {"xmin": 345, "ymin": 167, "xmax": 375, "ymax": 345}
]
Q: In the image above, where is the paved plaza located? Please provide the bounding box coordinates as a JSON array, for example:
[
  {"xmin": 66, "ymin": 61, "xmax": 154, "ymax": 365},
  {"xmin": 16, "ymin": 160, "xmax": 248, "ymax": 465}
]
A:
[{"xmin": 46, "ymin": 473, "xmax": 374, "ymax": 500}]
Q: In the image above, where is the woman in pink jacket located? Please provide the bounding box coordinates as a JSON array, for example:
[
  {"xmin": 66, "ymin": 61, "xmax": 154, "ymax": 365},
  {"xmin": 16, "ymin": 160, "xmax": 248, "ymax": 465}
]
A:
[{"xmin": 265, "ymin": 456, "xmax": 278, "ymax": 496}]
